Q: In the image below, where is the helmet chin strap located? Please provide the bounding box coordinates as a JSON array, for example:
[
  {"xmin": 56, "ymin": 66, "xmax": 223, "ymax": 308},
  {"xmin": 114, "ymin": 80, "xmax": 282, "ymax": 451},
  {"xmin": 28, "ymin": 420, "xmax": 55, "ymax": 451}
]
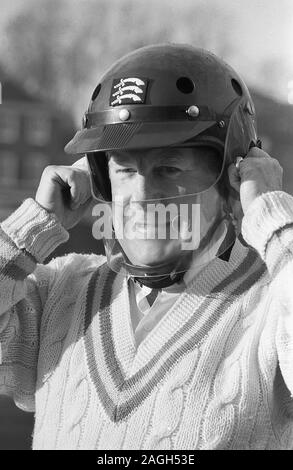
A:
[
  {"xmin": 133, "ymin": 273, "xmax": 184, "ymax": 289},
  {"xmin": 125, "ymin": 252, "xmax": 192, "ymax": 289},
  {"xmin": 122, "ymin": 213, "xmax": 233, "ymax": 289}
]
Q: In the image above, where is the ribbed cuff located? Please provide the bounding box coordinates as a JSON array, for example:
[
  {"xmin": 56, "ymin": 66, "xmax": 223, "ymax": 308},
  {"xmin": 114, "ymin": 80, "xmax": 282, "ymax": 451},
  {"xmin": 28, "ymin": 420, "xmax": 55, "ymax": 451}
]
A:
[
  {"xmin": 241, "ymin": 191, "xmax": 293, "ymax": 259},
  {"xmin": 1, "ymin": 198, "xmax": 69, "ymax": 263}
]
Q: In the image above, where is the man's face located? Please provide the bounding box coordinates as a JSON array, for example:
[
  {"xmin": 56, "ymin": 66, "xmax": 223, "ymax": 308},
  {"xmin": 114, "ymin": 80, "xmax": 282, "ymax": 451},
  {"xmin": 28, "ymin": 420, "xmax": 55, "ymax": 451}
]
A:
[{"xmin": 107, "ymin": 147, "xmax": 223, "ymax": 266}]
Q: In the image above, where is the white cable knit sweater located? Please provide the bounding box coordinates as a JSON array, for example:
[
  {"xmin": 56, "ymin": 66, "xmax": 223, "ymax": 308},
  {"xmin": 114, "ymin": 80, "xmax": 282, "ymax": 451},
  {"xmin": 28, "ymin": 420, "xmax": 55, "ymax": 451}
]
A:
[{"xmin": 1, "ymin": 191, "xmax": 293, "ymax": 450}]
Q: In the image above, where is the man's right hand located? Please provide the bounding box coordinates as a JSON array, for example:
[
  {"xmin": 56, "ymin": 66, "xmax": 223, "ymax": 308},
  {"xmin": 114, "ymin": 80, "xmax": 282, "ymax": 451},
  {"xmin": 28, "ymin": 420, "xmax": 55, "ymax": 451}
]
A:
[{"xmin": 35, "ymin": 157, "xmax": 94, "ymax": 230}]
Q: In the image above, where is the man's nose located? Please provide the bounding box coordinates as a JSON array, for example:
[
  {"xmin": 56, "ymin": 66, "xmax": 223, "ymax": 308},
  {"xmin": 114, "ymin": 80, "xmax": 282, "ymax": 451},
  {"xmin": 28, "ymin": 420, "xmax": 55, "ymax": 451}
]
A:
[{"xmin": 131, "ymin": 174, "xmax": 159, "ymax": 201}]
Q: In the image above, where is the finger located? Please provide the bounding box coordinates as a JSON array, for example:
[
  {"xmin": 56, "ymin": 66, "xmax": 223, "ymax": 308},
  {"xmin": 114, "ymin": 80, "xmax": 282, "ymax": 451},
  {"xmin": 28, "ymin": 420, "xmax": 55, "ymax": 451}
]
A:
[
  {"xmin": 50, "ymin": 167, "xmax": 80, "ymax": 207},
  {"xmin": 69, "ymin": 170, "xmax": 93, "ymax": 209},
  {"xmin": 78, "ymin": 172, "xmax": 93, "ymax": 205},
  {"xmin": 245, "ymin": 147, "xmax": 272, "ymax": 159},
  {"xmin": 55, "ymin": 166, "xmax": 92, "ymax": 210},
  {"xmin": 71, "ymin": 196, "xmax": 94, "ymax": 219},
  {"xmin": 72, "ymin": 156, "xmax": 89, "ymax": 171},
  {"xmin": 65, "ymin": 171, "xmax": 81, "ymax": 209},
  {"xmin": 235, "ymin": 156, "xmax": 243, "ymax": 169}
]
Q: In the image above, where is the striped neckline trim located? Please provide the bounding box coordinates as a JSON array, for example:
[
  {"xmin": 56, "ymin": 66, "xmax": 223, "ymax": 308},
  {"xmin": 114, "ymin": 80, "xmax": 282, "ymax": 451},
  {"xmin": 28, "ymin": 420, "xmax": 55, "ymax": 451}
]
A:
[{"xmin": 83, "ymin": 250, "xmax": 266, "ymax": 423}]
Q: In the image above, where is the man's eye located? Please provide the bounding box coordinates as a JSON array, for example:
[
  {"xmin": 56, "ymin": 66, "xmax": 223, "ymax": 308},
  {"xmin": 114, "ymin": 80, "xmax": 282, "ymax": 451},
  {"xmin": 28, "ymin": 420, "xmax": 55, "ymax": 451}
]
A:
[
  {"xmin": 116, "ymin": 168, "xmax": 136, "ymax": 174},
  {"xmin": 158, "ymin": 166, "xmax": 182, "ymax": 175}
]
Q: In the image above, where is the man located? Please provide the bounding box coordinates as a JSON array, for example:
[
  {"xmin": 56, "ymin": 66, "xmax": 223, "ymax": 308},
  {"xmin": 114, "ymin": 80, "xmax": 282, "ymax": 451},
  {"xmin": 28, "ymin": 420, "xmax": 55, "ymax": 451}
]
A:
[{"xmin": 0, "ymin": 44, "xmax": 292, "ymax": 450}]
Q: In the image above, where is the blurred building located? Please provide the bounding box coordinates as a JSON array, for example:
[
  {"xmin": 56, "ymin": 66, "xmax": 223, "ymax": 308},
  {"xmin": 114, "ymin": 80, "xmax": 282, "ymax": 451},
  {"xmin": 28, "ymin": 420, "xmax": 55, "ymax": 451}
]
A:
[
  {"xmin": 252, "ymin": 90, "xmax": 293, "ymax": 195},
  {"xmin": 0, "ymin": 68, "xmax": 86, "ymax": 451},
  {"xmin": 0, "ymin": 67, "xmax": 103, "ymax": 257},
  {"xmin": 0, "ymin": 66, "xmax": 75, "ymax": 220}
]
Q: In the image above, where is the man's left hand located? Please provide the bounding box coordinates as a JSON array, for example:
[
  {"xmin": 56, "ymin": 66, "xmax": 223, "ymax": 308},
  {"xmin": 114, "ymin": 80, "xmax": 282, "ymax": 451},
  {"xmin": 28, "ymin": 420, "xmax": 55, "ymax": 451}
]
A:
[{"xmin": 228, "ymin": 147, "xmax": 283, "ymax": 214}]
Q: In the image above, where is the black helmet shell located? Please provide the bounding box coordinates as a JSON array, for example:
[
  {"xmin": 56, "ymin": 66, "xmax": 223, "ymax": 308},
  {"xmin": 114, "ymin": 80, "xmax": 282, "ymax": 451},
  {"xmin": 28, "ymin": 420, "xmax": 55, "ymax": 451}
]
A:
[{"xmin": 64, "ymin": 43, "xmax": 257, "ymax": 201}]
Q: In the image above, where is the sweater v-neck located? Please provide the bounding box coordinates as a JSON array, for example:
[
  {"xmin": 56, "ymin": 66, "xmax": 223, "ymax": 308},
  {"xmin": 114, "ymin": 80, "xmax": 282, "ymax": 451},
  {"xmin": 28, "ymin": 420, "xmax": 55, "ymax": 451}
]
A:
[
  {"xmin": 83, "ymin": 238, "xmax": 266, "ymax": 422},
  {"xmin": 112, "ymin": 239, "xmax": 255, "ymax": 373}
]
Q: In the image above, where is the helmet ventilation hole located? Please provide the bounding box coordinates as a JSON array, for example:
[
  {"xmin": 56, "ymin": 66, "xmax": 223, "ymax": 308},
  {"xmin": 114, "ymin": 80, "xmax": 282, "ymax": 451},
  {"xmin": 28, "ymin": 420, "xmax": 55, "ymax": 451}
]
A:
[
  {"xmin": 231, "ymin": 78, "xmax": 243, "ymax": 96},
  {"xmin": 176, "ymin": 77, "xmax": 195, "ymax": 94},
  {"xmin": 91, "ymin": 83, "xmax": 101, "ymax": 101}
]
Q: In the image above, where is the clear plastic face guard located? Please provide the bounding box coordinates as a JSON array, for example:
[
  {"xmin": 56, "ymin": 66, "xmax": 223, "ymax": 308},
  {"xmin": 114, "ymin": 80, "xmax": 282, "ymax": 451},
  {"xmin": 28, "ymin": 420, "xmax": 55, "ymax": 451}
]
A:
[{"xmin": 91, "ymin": 144, "xmax": 237, "ymax": 280}]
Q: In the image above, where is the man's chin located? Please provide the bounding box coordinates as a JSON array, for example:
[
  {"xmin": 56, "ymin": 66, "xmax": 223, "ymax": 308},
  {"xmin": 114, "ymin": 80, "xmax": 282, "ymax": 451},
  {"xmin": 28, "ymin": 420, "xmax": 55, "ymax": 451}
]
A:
[{"xmin": 120, "ymin": 238, "xmax": 181, "ymax": 267}]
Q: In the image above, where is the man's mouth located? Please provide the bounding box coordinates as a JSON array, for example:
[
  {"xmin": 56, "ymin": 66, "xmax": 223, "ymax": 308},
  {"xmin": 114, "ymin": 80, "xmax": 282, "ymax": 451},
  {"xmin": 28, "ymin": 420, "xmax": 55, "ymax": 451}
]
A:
[{"xmin": 129, "ymin": 221, "xmax": 173, "ymax": 239}]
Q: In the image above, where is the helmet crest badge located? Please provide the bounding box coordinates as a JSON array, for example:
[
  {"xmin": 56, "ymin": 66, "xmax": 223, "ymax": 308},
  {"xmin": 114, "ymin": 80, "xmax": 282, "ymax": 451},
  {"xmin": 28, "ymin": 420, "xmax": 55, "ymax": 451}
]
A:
[{"xmin": 110, "ymin": 77, "xmax": 148, "ymax": 106}]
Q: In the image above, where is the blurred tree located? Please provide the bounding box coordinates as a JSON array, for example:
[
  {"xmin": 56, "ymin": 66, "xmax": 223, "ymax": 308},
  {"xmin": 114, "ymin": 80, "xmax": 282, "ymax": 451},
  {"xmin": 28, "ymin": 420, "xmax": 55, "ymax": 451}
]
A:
[
  {"xmin": 3, "ymin": 0, "xmax": 236, "ymax": 121},
  {"xmin": 259, "ymin": 57, "xmax": 292, "ymax": 103},
  {"xmin": 4, "ymin": 0, "xmax": 95, "ymax": 115}
]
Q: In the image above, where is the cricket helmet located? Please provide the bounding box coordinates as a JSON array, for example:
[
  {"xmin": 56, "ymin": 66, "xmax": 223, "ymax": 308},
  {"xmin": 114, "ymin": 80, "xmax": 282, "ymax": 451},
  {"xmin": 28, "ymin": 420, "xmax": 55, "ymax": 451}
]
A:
[
  {"xmin": 65, "ymin": 43, "xmax": 257, "ymax": 202},
  {"xmin": 64, "ymin": 44, "xmax": 258, "ymax": 288}
]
